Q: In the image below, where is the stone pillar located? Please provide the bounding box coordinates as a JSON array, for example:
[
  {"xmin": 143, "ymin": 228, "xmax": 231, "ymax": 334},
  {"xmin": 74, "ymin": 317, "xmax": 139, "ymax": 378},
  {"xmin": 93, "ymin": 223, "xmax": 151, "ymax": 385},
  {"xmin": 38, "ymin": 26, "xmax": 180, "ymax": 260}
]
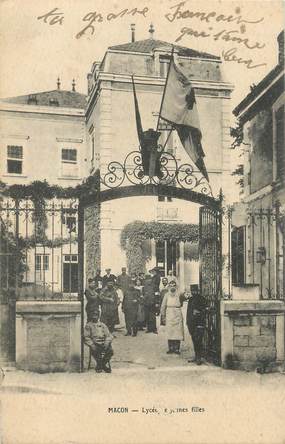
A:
[
  {"xmin": 221, "ymin": 300, "xmax": 285, "ymax": 371},
  {"xmin": 85, "ymin": 203, "xmax": 101, "ymax": 281}
]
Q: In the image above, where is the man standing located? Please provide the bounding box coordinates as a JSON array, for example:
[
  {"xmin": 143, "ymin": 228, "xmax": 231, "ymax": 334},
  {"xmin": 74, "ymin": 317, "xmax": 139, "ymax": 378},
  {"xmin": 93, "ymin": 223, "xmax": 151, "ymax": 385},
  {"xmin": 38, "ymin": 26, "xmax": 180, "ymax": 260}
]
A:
[
  {"xmin": 102, "ymin": 268, "xmax": 117, "ymax": 288},
  {"xmin": 117, "ymin": 267, "xmax": 131, "ymax": 296},
  {"xmin": 84, "ymin": 312, "xmax": 113, "ymax": 373},
  {"xmin": 143, "ymin": 271, "xmax": 158, "ymax": 333},
  {"xmin": 85, "ymin": 278, "xmax": 101, "ymax": 322},
  {"xmin": 185, "ymin": 284, "xmax": 207, "ymax": 365},
  {"xmin": 100, "ymin": 281, "xmax": 120, "ymax": 333},
  {"xmin": 122, "ymin": 282, "xmax": 140, "ymax": 336}
]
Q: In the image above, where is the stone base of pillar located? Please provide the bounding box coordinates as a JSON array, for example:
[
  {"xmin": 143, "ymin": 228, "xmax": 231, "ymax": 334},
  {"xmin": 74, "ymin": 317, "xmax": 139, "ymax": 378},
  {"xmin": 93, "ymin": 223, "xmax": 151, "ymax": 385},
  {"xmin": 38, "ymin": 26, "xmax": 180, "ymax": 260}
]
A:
[{"xmin": 16, "ymin": 301, "xmax": 81, "ymax": 372}]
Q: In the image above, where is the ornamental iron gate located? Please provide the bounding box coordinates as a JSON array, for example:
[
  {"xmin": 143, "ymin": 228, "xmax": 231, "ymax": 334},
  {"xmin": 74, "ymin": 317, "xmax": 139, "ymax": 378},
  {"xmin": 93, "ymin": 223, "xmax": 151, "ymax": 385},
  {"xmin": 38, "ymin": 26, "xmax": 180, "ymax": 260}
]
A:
[{"xmin": 199, "ymin": 205, "xmax": 222, "ymax": 364}]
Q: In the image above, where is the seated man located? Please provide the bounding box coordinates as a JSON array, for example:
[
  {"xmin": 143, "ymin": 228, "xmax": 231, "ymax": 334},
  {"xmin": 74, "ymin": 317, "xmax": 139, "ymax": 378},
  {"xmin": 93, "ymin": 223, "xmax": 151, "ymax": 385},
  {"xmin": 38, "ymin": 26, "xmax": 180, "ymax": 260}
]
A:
[{"xmin": 84, "ymin": 312, "xmax": 113, "ymax": 373}]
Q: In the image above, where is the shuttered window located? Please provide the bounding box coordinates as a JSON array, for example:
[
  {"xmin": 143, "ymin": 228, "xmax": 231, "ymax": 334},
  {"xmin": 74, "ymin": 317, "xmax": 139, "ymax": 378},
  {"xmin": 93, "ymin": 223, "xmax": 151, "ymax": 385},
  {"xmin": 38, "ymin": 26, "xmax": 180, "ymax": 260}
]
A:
[{"xmin": 232, "ymin": 226, "xmax": 245, "ymax": 285}]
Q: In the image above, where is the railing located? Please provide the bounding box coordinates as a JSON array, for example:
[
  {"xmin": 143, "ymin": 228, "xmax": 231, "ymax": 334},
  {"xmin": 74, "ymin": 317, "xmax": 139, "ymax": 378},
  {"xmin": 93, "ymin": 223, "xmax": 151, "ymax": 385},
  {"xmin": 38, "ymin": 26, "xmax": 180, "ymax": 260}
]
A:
[
  {"xmin": 0, "ymin": 198, "xmax": 79, "ymax": 301},
  {"xmin": 228, "ymin": 202, "xmax": 284, "ymax": 300}
]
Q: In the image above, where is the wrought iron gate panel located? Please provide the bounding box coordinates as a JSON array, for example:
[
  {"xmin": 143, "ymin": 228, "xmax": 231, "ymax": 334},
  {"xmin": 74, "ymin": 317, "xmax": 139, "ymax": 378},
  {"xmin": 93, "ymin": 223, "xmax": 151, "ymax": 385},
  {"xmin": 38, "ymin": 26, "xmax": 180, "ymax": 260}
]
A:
[{"xmin": 199, "ymin": 205, "xmax": 222, "ymax": 364}]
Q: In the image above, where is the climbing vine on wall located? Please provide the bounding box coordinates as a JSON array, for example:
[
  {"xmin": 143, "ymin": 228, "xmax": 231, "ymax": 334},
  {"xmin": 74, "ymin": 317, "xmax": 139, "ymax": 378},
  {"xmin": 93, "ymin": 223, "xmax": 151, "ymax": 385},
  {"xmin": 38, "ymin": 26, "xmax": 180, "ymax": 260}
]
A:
[
  {"xmin": 120, "ymin": 221, "xmax": 199, "ymax": 274},
  {"xmin": 0, "ymin": 171, "xmax": 100, "ymax": 246}
]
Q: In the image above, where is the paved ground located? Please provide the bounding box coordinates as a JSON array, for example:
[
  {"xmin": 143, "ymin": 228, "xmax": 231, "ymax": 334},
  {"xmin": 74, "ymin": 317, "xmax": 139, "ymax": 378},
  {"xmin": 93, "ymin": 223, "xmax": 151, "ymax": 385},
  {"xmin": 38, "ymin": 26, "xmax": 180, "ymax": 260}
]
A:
[
  {"xmin": 89, "ymin": 306, "xmax": 194, "ymax": 371},
  {"xmin": 1, "ymin": 312, "xmax": 285, "ymax": 444}
]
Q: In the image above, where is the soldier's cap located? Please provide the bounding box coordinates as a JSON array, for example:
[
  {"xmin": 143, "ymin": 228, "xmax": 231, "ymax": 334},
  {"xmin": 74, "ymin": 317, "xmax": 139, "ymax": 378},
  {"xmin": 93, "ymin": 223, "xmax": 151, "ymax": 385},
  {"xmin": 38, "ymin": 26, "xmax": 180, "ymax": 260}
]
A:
[
  {"xmin": 150, "ymin": 267, "xmax": 160, "ymax": 272},
  {"xmin": 169, "ymin": 280, "xmax": 177, "ymax": 285},
  {"xmin": 122, "ymin": 267, "xmax": 127, "ymax": 271},
  {"xmin": 106, "ymin": 268, "xmax": 111, "ymax": 272},
  {"xmin": 88, "ymin": 278, "xmax": 94, "ymax": 283},
  {"xmin": 190, "ymin": 284, "xmax": 199, "ymax": 293}
]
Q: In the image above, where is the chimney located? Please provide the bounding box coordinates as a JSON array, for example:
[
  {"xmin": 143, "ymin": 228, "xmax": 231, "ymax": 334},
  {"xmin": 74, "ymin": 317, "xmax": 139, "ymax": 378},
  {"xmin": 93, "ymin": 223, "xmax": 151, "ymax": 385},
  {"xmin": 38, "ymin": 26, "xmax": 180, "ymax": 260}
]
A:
[
  {"xmin": 131, "ymin": 23, "xmax": 135, "ymax": 42},
  {"xmin": 57, "ymin": 77, "xmax": 61, "ymax": 90},
  {"xmin": 149, "ymin": 23, "xmax": 154, "ymax": 39},
  {"xmin": 277, "ymin": 30, "xmax": 284, "ymax": 65},
  {"xmin": 72, "ymin": 79, "xmax": 76, "ymax": 92}
]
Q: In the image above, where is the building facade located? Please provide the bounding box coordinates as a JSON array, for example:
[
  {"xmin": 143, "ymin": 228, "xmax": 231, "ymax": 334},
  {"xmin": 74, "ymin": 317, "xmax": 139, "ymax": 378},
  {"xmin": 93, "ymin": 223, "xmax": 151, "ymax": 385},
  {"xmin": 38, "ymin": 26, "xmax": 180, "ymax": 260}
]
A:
[
  {"xmin": 231, "ymin": 30, "xmax": 285, "ymax": 300},
  {"xmin": 0, "ymin": 84, "xmax": 87, "ymax": 296},
  {"xmin": 85, "ymin": 27, "xmax": 235, "ymax": 289}
]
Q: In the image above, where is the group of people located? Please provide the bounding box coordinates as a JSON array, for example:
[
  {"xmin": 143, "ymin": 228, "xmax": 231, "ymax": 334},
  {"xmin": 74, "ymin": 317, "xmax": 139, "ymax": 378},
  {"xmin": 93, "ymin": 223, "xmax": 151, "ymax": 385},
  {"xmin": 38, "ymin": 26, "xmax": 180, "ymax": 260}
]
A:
[{"xmin": 83, "ymin": 266, "xmax": 207, "ymax": 373}]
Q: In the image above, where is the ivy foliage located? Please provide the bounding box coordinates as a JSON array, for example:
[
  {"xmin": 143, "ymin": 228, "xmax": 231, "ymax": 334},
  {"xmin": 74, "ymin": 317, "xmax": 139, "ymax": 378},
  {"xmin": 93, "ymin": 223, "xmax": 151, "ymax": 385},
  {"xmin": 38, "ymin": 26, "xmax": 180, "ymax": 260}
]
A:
[
  {"xmin": 120, "ymin": 220, "xmax": 199, "ymax": 274},
  {"xmin": 230, "ymin": 120, "xmax": 244, "ymax": 149},
  {"xmin": 0, "ymin": 170, "xmax": 100, "ymax": 201}
]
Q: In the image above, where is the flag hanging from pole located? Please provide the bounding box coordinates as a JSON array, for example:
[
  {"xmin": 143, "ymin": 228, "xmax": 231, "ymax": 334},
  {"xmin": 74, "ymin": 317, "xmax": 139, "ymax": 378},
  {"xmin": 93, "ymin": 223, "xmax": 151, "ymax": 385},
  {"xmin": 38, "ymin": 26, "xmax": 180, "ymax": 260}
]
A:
[
  {"xmin": 132, "ymin": 76, "xmax": 162, "ymax": 177},
  {"xmin": 159, "ymin": 58, "xmax": 209, "ymax": 181}
]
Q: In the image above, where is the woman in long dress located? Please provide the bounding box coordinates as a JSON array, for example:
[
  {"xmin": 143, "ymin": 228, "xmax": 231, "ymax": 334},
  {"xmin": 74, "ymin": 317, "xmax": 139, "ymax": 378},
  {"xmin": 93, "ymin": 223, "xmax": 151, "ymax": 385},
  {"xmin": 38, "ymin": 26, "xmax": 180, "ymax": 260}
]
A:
[{"xmin": 160, "ymin": 280, "xmax": 184, "ymax": 354}]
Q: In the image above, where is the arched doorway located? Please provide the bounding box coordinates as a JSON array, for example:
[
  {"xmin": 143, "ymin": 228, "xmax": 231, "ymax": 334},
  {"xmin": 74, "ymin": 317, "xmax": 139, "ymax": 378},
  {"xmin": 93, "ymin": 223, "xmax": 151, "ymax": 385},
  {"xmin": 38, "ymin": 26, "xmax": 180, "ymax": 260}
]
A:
[{"xmin": 78, "ymin": 151, "xmax": 223, "ymax": 369}]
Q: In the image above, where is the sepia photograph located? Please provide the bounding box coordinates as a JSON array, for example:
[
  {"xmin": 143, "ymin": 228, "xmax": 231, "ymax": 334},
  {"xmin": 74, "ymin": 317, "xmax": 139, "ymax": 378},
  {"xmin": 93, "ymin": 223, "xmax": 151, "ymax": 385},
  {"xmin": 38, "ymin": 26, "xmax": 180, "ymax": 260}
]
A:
[{"xmin": 0, "ymin": 1, "xmax": 284, "ymax": 443}]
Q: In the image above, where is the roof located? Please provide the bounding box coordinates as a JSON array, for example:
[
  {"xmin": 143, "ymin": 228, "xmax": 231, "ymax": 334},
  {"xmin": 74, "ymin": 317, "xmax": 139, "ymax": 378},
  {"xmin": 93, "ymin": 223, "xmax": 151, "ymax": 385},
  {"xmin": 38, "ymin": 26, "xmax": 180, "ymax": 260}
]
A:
[
  {"xmin": 1, "ymin": 90, "xmax": 87, "ymax": 109},
  {"xmin": 233, "ymin": 62, "xmax": 284, "ymax": 117},
  {"xmin": 108, "ymin": 38, "xmax": 220, "ymax": 60}
]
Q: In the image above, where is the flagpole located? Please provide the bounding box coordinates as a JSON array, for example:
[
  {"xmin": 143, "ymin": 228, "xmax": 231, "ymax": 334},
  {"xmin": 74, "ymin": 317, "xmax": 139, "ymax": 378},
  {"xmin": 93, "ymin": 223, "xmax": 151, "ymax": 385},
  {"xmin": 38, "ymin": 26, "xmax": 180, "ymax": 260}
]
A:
[{"xmin": 156, "ymin": 45, "xmax": 175, "ymax": 132}]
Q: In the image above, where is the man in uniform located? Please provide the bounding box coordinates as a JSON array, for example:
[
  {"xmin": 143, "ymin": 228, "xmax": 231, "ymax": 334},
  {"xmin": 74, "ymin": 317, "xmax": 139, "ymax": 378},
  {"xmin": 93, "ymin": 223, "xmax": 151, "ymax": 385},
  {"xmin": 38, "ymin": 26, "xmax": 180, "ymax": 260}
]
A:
[
  {"xmin": 122, "ymin": 281, "xmax": 140, "ymax": 336},
  {"xmin": 85, "ymin": 278, "xmax": 101, "ymax": 322},
  {"xmin": 185, "ymin": 284, "xmax": 207, "ymax": 365},
  {"xmin": 143, "ymin": 270, "xmax": 159, "ymax": 333},
  {"xmin": 117, "ymin": 267, "xmax": 131, "ymax": 297},
  {"xmin": 102, "ymin": 268, "xmax": 117, "ymax": 288},
  {"xmin": 100, "ymin": 281, "xmax": 120, "ymax": 333},
  {"xmin": 84, "ymin": 312, "xmax": 113, "ymax": 373}
]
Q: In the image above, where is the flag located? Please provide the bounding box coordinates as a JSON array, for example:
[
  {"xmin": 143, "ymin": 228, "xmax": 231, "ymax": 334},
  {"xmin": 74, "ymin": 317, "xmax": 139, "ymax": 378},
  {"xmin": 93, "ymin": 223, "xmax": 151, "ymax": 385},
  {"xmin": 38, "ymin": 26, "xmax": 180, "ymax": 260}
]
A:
[
  {"xmin": 132, "ymin": 76, "xmax": 162, "ymax": 177},
  {"xmin": 159, "ymin": 58, "xmax": 209, "ymax": 181}
]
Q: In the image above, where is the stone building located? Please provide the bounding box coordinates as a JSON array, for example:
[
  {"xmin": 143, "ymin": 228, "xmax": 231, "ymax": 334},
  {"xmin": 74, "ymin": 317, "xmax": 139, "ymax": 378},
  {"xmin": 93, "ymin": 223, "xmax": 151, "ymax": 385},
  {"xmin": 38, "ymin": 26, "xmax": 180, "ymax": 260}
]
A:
[
  {"xmin": 0, "ymin": 81, "xmax": 87, "ymax": 295},
  {"xmin": 231, "ymin": 30, "xmax": 285, "ymax": 300},
  {"xmin": 220, "ymin": 30, "xmax": 285, "ymax": 371},
  {"xmin": 85, "ymin": 26, "xmax": 235, "ymax": 289}
]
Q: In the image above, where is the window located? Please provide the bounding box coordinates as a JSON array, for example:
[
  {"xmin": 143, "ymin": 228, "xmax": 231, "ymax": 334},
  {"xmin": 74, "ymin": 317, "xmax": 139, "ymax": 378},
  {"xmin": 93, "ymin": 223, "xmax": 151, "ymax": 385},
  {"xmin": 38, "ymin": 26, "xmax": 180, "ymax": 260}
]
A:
[
  {"xmin": 35, "ymin": 254, "xmax": 49, "ymax": 271},
  {"xmin": 276, "ymin": 105, "xmax": 284, "ymax": 180},
  {"xmin": 7, "ymin": 145, "xmax": 23, "ymax": 174},
  {"xmin": 62, "ymin": 210, "xmax": 77, "ymax": 233},
  {"xmin": 61, "ymin": 148, "xmax": 78, "ymax": 177},
  {"xmin": 232, "ymin": 226, "xmax": 245, "ymax": 285},
  {"xmin": 159, "ymin": 56, "xmax": 170, "ymax": 78},
  {"xmin": 156, "ymin": 240, "xmax": 177, "ymax": 276}
]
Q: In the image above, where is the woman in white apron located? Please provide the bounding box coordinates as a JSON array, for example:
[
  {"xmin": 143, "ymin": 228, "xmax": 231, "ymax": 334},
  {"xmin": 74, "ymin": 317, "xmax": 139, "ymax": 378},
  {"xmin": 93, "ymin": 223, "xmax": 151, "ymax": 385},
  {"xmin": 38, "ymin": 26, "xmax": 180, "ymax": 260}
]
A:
[{"xmin": 160, "ymin": 280, "xmax": 184, "ymax": 354}]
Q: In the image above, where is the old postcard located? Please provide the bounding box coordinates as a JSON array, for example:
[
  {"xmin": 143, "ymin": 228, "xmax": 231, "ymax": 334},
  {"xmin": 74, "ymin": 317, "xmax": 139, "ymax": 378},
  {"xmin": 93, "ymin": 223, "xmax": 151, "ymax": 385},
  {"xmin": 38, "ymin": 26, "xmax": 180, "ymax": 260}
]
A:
[{"xmin": 0, "ymin": 0, "xmax": 284, "ymax": 443}]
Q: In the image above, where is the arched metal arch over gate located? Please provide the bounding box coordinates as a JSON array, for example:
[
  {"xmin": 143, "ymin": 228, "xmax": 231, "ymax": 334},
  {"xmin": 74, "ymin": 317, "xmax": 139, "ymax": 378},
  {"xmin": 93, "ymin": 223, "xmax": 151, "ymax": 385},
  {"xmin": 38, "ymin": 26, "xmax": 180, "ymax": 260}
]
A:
[{"xmin": 78, "ymin": 150, "xmax": 223, "ymax": 368}]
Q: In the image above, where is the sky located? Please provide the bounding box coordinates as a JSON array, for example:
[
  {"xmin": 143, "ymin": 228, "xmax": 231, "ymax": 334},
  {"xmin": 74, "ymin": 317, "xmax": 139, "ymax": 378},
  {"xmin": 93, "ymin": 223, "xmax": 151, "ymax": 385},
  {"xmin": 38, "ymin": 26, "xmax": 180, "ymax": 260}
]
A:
[{"xmin": 0, "ymin": 0, "xmax": 284, "ymax": 113}]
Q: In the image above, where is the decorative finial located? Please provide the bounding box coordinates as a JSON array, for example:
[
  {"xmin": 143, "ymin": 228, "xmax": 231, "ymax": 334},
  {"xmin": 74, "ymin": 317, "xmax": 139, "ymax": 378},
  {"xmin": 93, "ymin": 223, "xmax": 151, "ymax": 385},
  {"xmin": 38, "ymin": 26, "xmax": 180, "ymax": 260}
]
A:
[
  {"xmin": 72, "ymin": 79, "xmax": 76, "ymax": 92},
  {"xmin": 131, "ymin": 23, "xmax": 136, "ymax": 42},
  {"xmin": 149, "ymin": 23, "xmax": 154, "ymax": 39},
  {"xmin": 57, "ymin": 77, "xmax": 61, "ymax": 90}
]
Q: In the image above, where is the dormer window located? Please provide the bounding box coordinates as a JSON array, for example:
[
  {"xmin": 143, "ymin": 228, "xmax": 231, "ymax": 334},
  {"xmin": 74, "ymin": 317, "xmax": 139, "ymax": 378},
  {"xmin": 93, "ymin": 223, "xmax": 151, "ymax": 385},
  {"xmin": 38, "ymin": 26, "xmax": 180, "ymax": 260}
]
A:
[
  {"xmin": 49, "ymin": 99, "xmax": 59, "ymax": 106},
  {"xmin": 27, "ymin": 95, "xmax": 38, "ymax": 105}
]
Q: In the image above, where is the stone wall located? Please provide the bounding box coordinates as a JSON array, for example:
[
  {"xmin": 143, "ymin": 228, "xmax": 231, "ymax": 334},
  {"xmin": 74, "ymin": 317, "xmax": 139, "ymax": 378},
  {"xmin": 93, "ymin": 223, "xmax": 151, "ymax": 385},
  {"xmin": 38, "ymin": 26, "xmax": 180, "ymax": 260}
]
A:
[
  {"xmin": 221, "ymin": 300, "xmax": 285, "ymax": 372},
  {"xmin": 16, "ymin": 301, "xmax": 81, "ymax": 372}
]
